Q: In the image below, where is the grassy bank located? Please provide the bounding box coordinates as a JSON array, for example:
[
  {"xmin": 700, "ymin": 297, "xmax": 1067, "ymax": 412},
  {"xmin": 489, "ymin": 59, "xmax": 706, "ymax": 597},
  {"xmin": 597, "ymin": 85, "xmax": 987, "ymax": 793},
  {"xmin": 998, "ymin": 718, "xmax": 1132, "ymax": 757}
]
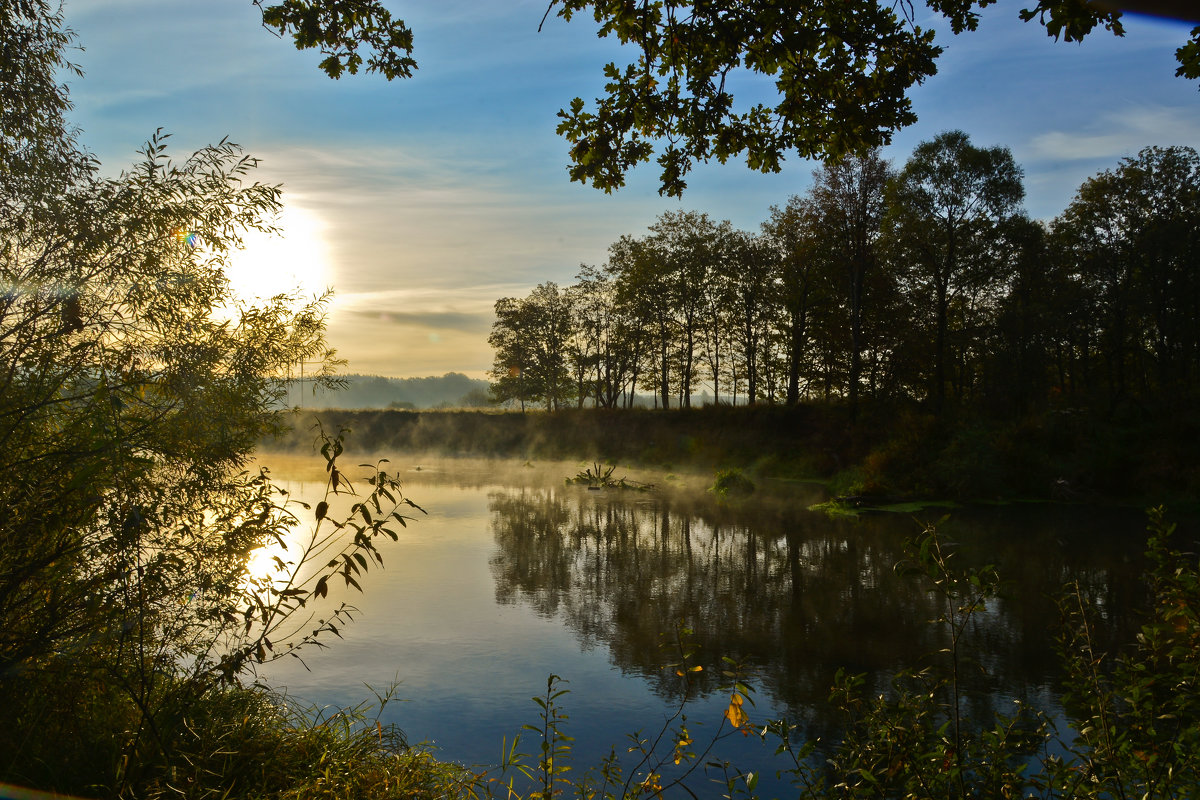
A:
[
  {"xmin": 269, "ymin": 403, "xmax": 1200, "ymax": 507},
  {"xmin": 1, "ymin": 675, "xmax": 468, "ymax": 800}
]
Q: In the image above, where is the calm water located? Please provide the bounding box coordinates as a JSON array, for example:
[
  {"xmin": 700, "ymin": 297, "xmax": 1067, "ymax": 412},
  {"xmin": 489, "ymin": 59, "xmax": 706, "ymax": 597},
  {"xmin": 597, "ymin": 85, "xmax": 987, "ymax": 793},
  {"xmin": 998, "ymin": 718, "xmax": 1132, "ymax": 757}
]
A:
[{"xmin": 253, "ymin": 456, "xmax": 1152, "ymax": 795}]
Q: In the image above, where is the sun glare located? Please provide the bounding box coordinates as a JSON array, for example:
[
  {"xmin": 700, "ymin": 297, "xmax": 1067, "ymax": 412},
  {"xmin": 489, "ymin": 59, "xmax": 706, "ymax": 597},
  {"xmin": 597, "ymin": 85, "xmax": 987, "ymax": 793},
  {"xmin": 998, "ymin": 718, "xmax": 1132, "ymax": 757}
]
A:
[{"xmin": 225, "ymin": 205, "xmax": 333, "ymax": 303}]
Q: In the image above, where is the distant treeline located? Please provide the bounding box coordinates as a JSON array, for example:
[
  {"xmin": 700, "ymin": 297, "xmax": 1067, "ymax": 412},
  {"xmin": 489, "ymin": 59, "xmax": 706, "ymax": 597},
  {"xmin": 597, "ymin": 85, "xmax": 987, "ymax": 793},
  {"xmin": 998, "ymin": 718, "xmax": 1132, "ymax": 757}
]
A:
[
  {"xmin": 487, "ymin": 136, "xmax": 1200, "ymax": 423},
  {"xmin": 270, "ymin": 406, "xmax": 852, "ymax": 469},
  {"xmin": 288, "ymin": 372, "xmax": 490, "ymax": 409},
  {"xmin": 267, "ymin": 405, "xmax": 1198, "ymax": 504}
]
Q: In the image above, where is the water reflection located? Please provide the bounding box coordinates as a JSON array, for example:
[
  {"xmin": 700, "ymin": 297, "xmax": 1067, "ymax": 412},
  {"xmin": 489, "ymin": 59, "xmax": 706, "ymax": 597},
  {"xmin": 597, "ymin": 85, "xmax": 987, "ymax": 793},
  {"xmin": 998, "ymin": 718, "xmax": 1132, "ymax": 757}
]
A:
[
  {"xmin": 488, "ymin": 485, "xmax": 1148, "ymax": 741},
  {"xmin": 252, "ymin": 457, "xmax": 1156, "ymax": 786}
]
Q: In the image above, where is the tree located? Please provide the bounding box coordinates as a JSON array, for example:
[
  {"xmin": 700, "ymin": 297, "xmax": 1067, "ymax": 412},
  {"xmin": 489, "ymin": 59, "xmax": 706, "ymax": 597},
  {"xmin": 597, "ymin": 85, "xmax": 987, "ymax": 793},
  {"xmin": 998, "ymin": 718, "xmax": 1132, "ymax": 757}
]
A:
[
  {"xmin": 255, "ymin": 0, "xmax": 416, "ymax": 79},
  {"xmin": 595, "ymin": 251, "xmax": 652, "ymax": 409},
  {"xmin": 570, "ymin": 264, "xmax": 643, "ymax": 408},
  {"xmin": 808, "ymin": 151, "xmax": 893, "ymax": 412},
  {"xmin": 488, "ymin": 283, "xmax": 576, "ymax": 412},
  {"xmin": 488, "ymin": 296, "xmax": 536, "ymax": 411},
  {"xmin": 610, "ymin": 234, "xmax": 677, "ymax": 408},
  {"xmin": 242, "ymin": 1, "xmax": 1200, "ymax": 197},
  {"xmin": 1, "ymin": 0, "xmax": 335, "ymax": 676},
  {"xmin": 566, "ymin": 268, "xmax": 603, "ymax": 407},
  {"xmin": 985, "ymin": 216, "xmax": 1059, "ymax": 415},
  {"xmin": 762, "ymin": 196, "xmax": 831, "ymax": 405},
  {"xmin": 884, "ymin": 130, "xmax": 1025, "ymax": 411},
  {"xmin": 644, "ymin": 211, "xmax": 706, "ymax": 407},
  {"xmin": 720, "ymin": 230, "xmax": 775, "ymax": 404},
  {"xmin": 697, "ymin": 228, "xmax": 735, "ymax": 405},
  {"xmin": 0, "ymin": 127, "xmax": 337, "ymax": 664},
  {"xmin": 1049, "ymin": 145, "xmax": 1200, "ymax": 408},
  {"xmin": 549, "ymin": 0, "xmax": 1200, "ymax": 196},
  {"xmin": 647, "ymin": 210, "xmax": 724, "ymax": 407},
  {"xmin": 0, "ymin": 4, "xmax": 426, "ymax": 793}
]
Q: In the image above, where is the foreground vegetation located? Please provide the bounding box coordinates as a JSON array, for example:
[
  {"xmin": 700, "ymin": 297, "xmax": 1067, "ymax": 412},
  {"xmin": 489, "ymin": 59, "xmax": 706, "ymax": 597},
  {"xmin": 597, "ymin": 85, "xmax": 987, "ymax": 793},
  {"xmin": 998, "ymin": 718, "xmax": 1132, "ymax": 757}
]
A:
[
  {"xmin": 474, "ymin": 510, "xmax": 1200, "ymax": 800},
  {"xmin": 0, "ymin": 4, "xmax": 441, "ymax": 796}
]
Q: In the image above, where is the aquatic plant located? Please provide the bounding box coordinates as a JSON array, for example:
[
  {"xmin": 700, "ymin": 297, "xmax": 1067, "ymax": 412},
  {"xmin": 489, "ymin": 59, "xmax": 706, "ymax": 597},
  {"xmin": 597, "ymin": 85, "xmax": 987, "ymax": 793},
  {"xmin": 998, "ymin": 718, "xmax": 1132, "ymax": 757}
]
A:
[
  {"xmin": 710, "ymin": 467, "xmax": 755, "ymax": 497},
  {"xmin": 566, "ymin": 462, "xmax": 654, "ymax": 491}
]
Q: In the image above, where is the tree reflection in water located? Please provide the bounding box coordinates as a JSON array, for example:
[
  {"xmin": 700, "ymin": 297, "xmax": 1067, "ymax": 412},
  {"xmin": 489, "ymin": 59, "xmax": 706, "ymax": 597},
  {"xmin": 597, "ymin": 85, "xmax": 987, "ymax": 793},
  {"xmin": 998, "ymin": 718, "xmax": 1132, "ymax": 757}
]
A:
[{"xmin": 489, "ymin": 485, "xmax": 1147, "ymax": 745}]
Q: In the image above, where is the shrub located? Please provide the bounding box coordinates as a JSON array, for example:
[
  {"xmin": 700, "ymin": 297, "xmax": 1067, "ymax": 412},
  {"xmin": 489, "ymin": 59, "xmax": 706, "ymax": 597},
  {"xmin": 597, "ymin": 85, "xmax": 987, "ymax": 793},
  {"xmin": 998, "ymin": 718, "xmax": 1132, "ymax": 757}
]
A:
[{"xmin": 710, "ymin": 467, "xmax": 756, "ymax": 497}]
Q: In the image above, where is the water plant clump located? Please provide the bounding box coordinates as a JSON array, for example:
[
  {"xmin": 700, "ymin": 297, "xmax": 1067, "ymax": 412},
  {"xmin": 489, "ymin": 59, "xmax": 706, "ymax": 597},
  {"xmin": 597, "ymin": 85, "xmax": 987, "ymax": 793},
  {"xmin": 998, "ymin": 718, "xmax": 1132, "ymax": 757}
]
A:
[
  {"xmin": 566, "ymin": 461, "xmax": 655, "ymax": 491},
  {"xmin": 710, "ymin": 467, "xmax": 755, "ymax": 497}
]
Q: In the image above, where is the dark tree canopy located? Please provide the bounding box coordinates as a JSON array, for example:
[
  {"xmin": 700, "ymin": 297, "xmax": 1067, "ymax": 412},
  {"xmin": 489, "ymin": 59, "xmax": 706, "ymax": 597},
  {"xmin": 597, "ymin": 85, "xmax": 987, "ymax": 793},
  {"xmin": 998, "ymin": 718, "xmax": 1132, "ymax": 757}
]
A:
[
  {"xmin": 255, "ymin": 0, "xmax": 416, "ymax": 79},
  {"xmin": 551, "ymin": 0, "xmax": 1200, "ymax": 196},
  {"xmin": 885, "ymin": 130, "xmax": 1026, "ymax": 410},
  {"xmin": 0, "ymin": 6, "xmax": 426, "ymax": 794},
  {"xmin": 552, "ymin": 0, "xmax": 942, "ymax": 197},
  {"xmin": 484, "ymin": 141, "xmax": 1200, "ymax": 420},
  {"xmin": 253, "ymin": 1, "xmax": 1200, "ymax": 197}
]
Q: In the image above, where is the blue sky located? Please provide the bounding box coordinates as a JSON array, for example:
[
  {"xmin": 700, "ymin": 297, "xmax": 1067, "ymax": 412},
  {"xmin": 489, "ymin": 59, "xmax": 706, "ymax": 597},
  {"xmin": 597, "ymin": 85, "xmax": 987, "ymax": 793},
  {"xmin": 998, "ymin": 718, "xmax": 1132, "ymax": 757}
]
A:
[{"xmin": 62, "ymin": 1, "xmax": 1200, "ymax": 378}]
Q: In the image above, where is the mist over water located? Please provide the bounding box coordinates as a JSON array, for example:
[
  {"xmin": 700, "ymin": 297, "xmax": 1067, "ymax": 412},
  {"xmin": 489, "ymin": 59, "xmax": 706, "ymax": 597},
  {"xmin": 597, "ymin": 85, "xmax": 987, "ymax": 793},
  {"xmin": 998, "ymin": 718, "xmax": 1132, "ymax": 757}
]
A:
[{"xmin": 254, "ymin": 455, "xmax": 1149, "ymax": 794}]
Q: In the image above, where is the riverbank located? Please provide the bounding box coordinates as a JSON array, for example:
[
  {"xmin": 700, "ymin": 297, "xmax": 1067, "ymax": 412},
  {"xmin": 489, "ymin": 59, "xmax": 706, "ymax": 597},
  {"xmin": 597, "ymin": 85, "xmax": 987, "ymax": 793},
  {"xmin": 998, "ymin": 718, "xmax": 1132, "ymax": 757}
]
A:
[{"xmin": 267, "ymin": 403, "xmax": 1199, "ymax": 509}]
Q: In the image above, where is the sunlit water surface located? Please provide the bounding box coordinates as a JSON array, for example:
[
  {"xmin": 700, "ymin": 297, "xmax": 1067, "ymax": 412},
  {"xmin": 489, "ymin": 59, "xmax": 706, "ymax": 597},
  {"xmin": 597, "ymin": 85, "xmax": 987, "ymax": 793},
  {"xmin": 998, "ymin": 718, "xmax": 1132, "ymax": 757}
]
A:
[{"xmin": 252, "ymin": 455, "xmax": 1150, "ymax": 796}]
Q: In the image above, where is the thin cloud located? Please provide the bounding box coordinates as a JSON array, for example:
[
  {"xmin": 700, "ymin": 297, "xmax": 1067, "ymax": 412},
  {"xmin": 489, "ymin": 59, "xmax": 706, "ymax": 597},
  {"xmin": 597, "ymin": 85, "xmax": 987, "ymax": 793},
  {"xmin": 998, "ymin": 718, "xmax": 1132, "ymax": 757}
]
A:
[
  {"xmin": 343, "ymin": 309, "xmax": 493, "ymax": 335},
  {"xmin": 333, "ymin": 286, "xmax": 531, "ymax": 309},
  {"xmin": 1027, "ymin": 107, "xmax": 1200, "ymax": 162},
  {"xmin": 252, "ymin": 141, "xmax": 656, "ymax": 302}
]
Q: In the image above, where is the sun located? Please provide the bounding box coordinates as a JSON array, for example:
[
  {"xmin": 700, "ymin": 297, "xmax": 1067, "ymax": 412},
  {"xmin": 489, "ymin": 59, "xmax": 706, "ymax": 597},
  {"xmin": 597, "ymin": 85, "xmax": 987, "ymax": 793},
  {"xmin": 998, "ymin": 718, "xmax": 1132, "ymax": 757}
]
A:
[{"xmin": 224, "ymin": 204, "xmax": 333, "ymax": 303}]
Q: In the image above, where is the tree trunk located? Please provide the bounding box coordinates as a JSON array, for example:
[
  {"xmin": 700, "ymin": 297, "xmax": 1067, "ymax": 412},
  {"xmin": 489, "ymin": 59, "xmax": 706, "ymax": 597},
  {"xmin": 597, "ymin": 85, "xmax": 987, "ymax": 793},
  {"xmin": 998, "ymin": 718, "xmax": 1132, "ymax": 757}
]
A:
[{"xmin": 934, "ymin": 275, "xmax": 948, "ymax": 413}]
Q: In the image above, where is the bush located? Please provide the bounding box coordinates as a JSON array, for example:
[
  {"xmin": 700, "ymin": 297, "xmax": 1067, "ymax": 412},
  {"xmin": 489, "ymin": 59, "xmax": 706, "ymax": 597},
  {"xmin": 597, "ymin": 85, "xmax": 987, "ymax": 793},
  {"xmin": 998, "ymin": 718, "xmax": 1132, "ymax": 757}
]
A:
[{"xmin": 710, "ymin": 467, "xmax": 756, "ymax": 497}]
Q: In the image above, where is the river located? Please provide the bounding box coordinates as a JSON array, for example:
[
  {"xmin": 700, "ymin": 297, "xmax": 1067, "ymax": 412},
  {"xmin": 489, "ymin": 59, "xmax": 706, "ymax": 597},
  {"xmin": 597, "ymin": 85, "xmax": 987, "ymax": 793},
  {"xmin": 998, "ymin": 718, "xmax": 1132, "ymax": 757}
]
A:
[{"xmin": 251, "ymin": 454, "xmax": 1152, "ymax": 796}]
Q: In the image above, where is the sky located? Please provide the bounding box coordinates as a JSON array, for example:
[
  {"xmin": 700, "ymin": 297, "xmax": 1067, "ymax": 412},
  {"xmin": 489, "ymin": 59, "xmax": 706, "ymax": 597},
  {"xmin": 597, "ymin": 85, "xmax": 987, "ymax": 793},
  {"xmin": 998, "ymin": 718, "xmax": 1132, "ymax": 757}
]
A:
[{"xmin": 61, "ymin": 0, "xmax": 1200, "ymax": 379}]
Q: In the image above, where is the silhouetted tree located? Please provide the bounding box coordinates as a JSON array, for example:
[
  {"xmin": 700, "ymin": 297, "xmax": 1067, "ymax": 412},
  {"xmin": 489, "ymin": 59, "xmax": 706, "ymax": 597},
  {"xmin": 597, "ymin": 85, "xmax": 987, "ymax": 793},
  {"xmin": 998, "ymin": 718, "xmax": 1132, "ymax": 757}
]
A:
[
  {"xmin": 488, "ymin": 283, "xmax": 576, "ymax": 411},
  {"xmin": 809, "ymin": 151, "xmax": 893, "ymax": 412},
  {"xmin": 1050, "ymin": 145, "xmax": 1200, "ymax": 410},
  {"xmin": 648, "ymin": 211, "xmax": 722, "ymax": 407},
  {"xmin": 762, "ymin": 196, "xmax": 831, "ymax": 404},
  {"xmin": 885, "ymin": 130, "xmax": 1025, "ymax": 411}
]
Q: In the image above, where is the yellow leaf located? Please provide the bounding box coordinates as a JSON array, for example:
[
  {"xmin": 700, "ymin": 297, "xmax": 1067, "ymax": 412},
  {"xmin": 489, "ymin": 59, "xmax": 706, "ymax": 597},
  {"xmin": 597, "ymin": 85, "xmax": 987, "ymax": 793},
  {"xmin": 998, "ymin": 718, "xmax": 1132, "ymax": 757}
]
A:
[{"xmin": 725, "ymin": 693, "xmax": 749, "ymax": 728}]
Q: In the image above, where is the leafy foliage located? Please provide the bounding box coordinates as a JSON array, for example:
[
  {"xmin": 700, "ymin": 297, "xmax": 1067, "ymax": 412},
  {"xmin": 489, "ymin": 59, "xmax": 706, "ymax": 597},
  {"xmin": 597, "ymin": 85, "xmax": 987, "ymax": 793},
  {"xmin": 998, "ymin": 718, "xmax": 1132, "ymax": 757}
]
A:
[
  {"xmin": 546, "ymin": 0, "xmax": 1200, "ymax": 195},
  {"xmin": 0, "ymin": 115, "xmax": 341, "ymax": 679},
  {"xmin": 0, "ymin": 4, "xmax": 426, "ymax": 796},
  {"xmin": 255, "ymin": 0, "xmax": 416, "ymax": 80},
  {"xmin": 488, "ymin": 283, "xmax": 576, "ymax": 412},
  {"xmin": 709, "ymin": 467, "xmax": 755, "ymax": 497},
  {"xmin": 1050, "ymin": 506, "xmax": 1200, "ymax": 798},
  {"xmin": 235, "ymin": 1, "xmax": 1200, "ymax": 194},
  {"xmin": 884, "ymin": 129, "xmax": 1026, "ymax": 411},
  {"xmin": 551, "ymin": 0, "xmax": 940, "ymax": 196},
  {"xmin": 1049, "ymin": 145, "xmax": 1200, "ymax": 407}
]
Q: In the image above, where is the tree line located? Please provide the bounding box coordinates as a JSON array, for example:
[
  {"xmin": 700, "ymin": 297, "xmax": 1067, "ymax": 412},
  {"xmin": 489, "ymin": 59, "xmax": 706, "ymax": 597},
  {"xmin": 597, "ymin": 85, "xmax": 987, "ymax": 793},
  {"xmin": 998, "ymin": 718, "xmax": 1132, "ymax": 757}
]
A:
[{"xmin": 488, "ymin": 133, "xmax": 1200, "ymax": 419}]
